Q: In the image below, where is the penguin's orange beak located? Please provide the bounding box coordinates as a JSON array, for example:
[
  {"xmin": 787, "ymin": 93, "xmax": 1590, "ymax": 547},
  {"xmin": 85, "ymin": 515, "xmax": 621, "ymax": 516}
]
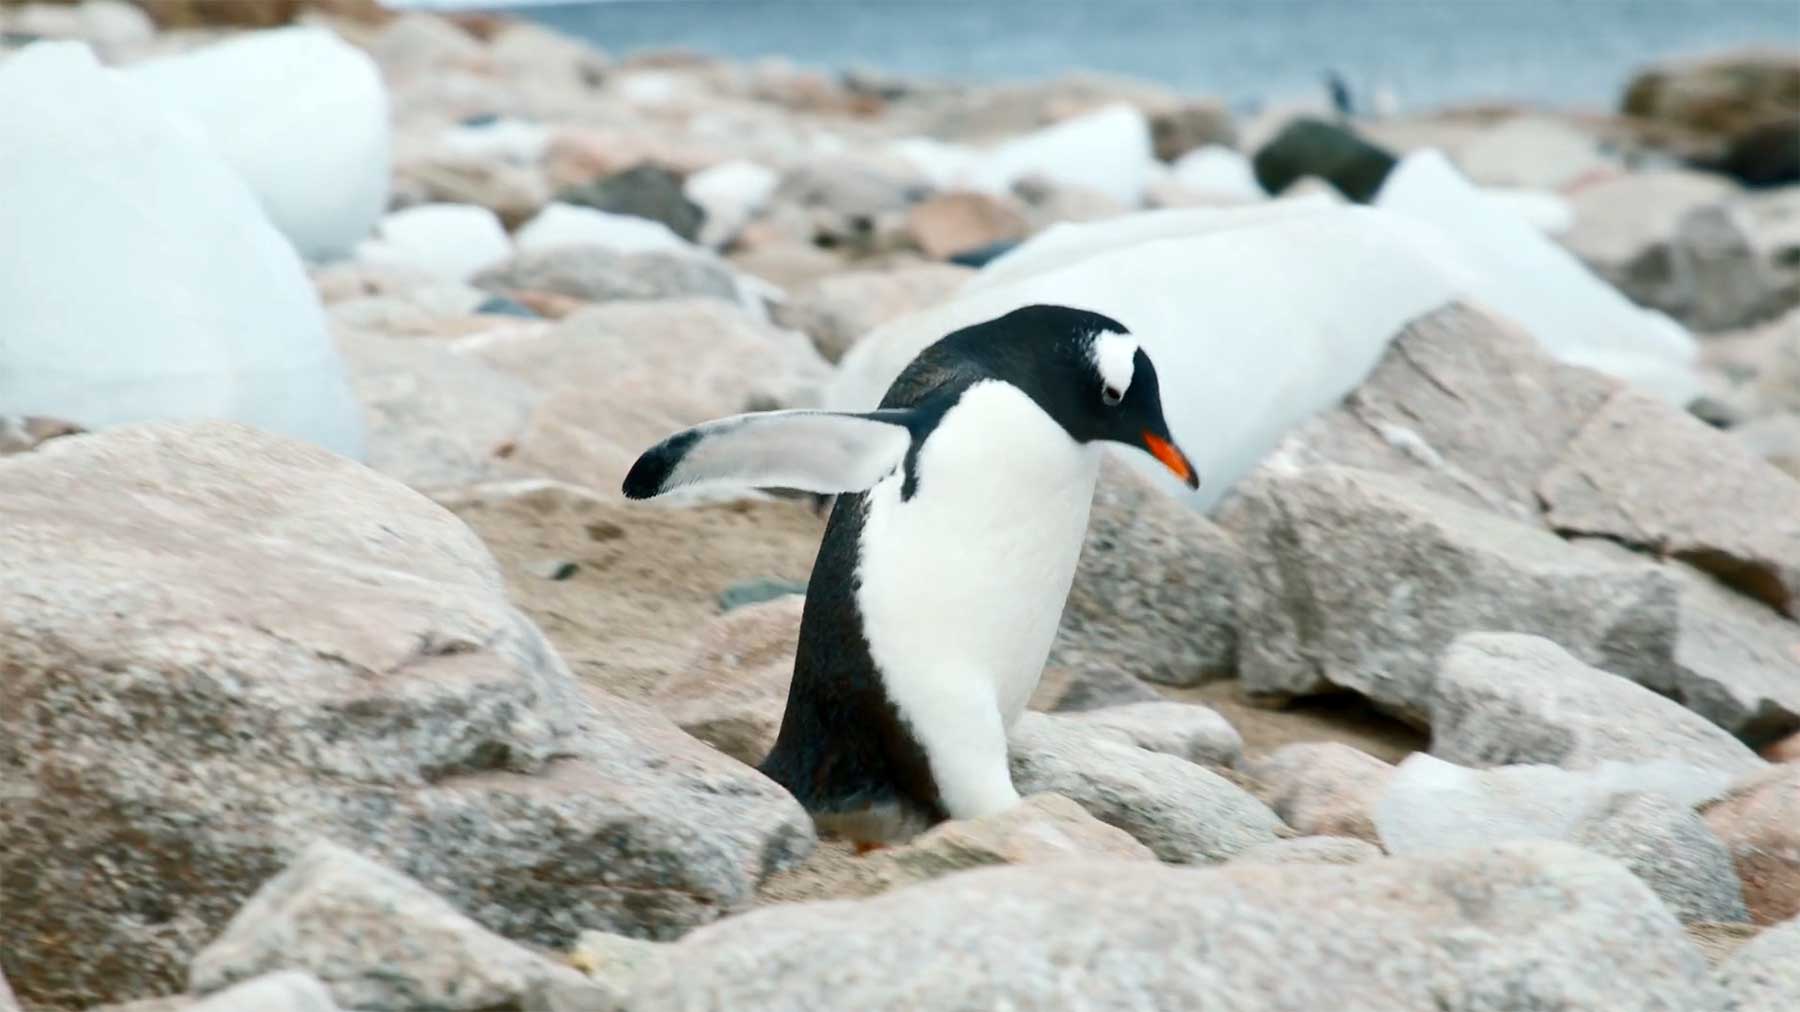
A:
[{"xmin": 1141, "ymin": 431, "xmax": 1200, "ymax": 489}]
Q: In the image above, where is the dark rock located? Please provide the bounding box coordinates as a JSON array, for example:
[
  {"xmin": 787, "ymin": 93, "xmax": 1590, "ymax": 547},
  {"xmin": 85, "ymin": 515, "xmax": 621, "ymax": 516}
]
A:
[
  {"xmin": 718, "ymin": 578, "xmax": 807, "ymax": 612},
  {"xmin": 559, "ymin": 163, "xmax": 704, "ymax": 242},
  {"xmin": 1252, "ymin": 118, "xmax": 1397, "ymax": 202},
  {"xmin": 474, "ymin": 294, "xmax": 539, "ymax": 317}
]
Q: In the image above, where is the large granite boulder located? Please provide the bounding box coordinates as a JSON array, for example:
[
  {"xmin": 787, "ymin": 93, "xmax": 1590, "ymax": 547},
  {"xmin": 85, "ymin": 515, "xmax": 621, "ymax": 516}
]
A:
[
  {"xmin": 0, "ymin": 424, "xmax": 811, "ymax": 1008},
  {"xmin": 625, "ymin": 843, "xmax": 1728, "ymax": 1010}
]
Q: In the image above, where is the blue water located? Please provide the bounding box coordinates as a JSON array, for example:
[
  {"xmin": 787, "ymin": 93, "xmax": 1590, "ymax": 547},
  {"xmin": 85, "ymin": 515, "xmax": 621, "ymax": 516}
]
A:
[{"xmin": 518, "ymin": 0, "xmax": 1799, "ymax": 111}]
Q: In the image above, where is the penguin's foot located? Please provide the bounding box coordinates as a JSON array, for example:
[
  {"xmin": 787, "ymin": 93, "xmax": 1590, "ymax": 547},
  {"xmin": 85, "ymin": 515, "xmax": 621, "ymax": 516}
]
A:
[{"xmin": 852, "ymin": 840, "xmax": 888, "ymax": 856}]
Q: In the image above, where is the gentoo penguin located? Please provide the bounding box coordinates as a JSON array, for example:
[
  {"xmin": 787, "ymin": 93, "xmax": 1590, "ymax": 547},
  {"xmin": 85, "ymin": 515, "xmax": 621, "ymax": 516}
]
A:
[{"xmin": 622, "ymin": 304, "xmax": 1197, "ymax": 844}]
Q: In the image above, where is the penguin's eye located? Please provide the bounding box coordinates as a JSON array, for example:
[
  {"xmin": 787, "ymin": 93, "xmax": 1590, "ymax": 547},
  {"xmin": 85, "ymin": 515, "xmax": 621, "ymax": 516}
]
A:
[{"xmin": 1102, "ymin": 385, "xmax": 1124, "ymax": 406}]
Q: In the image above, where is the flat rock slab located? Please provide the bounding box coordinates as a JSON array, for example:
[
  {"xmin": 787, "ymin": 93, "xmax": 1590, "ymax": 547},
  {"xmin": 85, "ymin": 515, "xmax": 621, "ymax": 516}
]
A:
[
  {"xmin": 1538, "ymin": 388, "xmax": 1800, "ymax": 619},
  {"xmin": 191, "ymin": 841, "xmax": 589, "ymax": 1011},
  {"xmin": 1431, "ymin": 633, "xmax": 1765, "ymax": 776},
  {"xmin": 1009, "ymin": 712, "xmax": 1284, "ymax": 863},
  {"xmin": 626, "ymin": 843, "xmax": 1728, "ymax": 1010},
  {"xmin": 1221, "ymin": 464, "xmax": 1678, "ymax": 720},
  {"xmin": 0, "ymin": 424, "xmax": 811, "ymax": 1009}
]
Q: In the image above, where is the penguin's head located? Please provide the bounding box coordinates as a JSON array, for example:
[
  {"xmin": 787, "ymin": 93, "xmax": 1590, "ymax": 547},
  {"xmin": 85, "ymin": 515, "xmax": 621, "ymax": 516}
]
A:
[{"xmin": 940, "ymin": 304, "xmax": 1200, "ymax": 489}]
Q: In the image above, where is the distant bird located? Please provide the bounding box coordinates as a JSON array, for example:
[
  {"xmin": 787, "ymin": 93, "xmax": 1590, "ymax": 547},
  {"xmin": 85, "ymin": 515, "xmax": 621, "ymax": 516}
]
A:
[
  {"xmin": 1326, "ymin": 69, "xmax": 1354, "ymax": 120},
  {"xmin": 624, "ymin": 304, "xmax": 1197, "ymax": 845}
]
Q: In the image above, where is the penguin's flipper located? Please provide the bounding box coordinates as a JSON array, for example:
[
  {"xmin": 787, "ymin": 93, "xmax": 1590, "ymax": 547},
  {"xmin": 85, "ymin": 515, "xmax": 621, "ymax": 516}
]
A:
[{"xmin": 622, "ymin": 409, "xmax": 916, "ymax": 500}]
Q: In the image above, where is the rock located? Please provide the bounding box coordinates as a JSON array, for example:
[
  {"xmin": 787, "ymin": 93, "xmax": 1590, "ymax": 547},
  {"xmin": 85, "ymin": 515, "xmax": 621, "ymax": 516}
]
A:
[
  {"xmin": 476, "ymin": 294, "xmax": 539, "ymax": 318},
  {"xmin": 718, "ymin": 578, "xmax": 807, "ymax": 612},
  {"xmin": 1719, "ymin": 915, "xmax": 1800, "ymax": 1010},
  {"xmin": 1026, "ymin": 662, "xmax": 1164, "ymax": 712},
  {"xmin": 1240, "ymin": 742, "xmax": 1394, "ymax": 842},
  {"xmin": 2, "ymin": 0, "xmax": 155, "ymax": 61},
  {"xmin": 772, "ymin": 263, "xmax": 973, "ymax": 362},
  {"xmin": 1624, "ymin": 50, "xmax": 1800, "ymax": 186},
  {"xmin": 190, "ymin": 972, "xmax": 338, "ymax": 1012},
  {"xmin": 0, "ymin": 414, "xmax": 84, "ymax": 455},
  {"xmin": 1732, "ymin": 413, "xmax": 1800, "ymax": 478},
  {"xmin": 1377, "ymin": 755, "xmax": 1747, "ymax": 924},
  {"xmin": 904, "ymin": 191, "xmax": 1030, "ymax": 260},
  {"xmin": 1603, "ymin": 547, "xmax": 1800, "ymax": 747},
  {"xmin": 1265, "ymin": 302, "xmax": 1619, "ymax": 524},
  {"xmin": 394, "ymin": 156, "xmax": 550, "ymax": 230},
  {"xmin": 1704, "ymin": 764, "xmax": 1800, "ymax": 924},
  {"xmin": 472, "ymin": 245, "xmax": 739, "ymax": 305},
  {"xmin": 1456, "ymin": 115, "xmax": 1613, "ymax": 190},
  {"xmin": 561, "ymin": 930, "xmax": 669, "ymax": 1011},
  {"xmin": 1252, "ymin": 117, "xmax": 1396, "ymax": 202},
  {"xmin": 1571, "ymin": 792, "xmax": 1750, "ymax": 925},
  {"xmin": 560, "ymin": 164, "xmax": 705, "ymax": 243},
  {"xmin": 1717, "ymin": 118, "xmax": 1800, "ymax": 188},
  {"xmin": 1537, "ymin": 387, "xmax": 1800, "ymax": 619},
  {"xmin": 1221, "ymin": 465, "xmax": 1678, "ymax": 719},
  {"xmin": 1431, "ymin": 633, "xmax": 1765, "ymax": 777},
  {"xmin": 191, "ymin": 842, "xmax": 588, "ymax": 1011},
  {"xmin": 872, "ymin": 794, "xmax": 1156, "ymax": 886},
  {"xmin": 338, "ymin": 326, "xmax": 542, "ymax": 491},
  {"xmin": 626, "ymin": 843, "xmax": 1728, "ymax": 1010},
  {"xmin": 656, "ymin": 596, "xmax": 801, "ymax": 765},
  {"xmin": 0, "ymin": 423, "xmax": 812, "ymax": 1008},
  {"xmin": 1149, "ymin": 100, "xmax": 1237, "ymax": 162},
  {"xmin": 1667, "ymin": 188, "xmax": 1800, "ymax": 332},
  {"xmin": 1689, "ymin": 920, "xmax": 1764, "ymax": 970},
  {"xmin": 1008, "ymin": 712, "xmax": 1284, "ymax": 863},
  {"xmin": 767, "ymin": 159, "xmax": 927, "ymax": 252},
  {"xmin": 1059, "ymin": 701, "xmax": 1242, "ymax": 768},
  {"xmin": 1562, "ymin": 170, "xmax": 1740, "ymax": 311},
  {"xmin": 1055, "ymin": 456, "xmax": 1242, "ymax": 687},
  {"xmin": 488, "ymin": 20, "xmax": 608, "ymax": 90},
  {"xmin": 1232, "ymin": 836, "xmax": 1382, "ymax": 866},
  {"xmin": 469, "ymin": 300, "xmax": 830, "ymax": 493},
  {"xmin": 1703, "ymin": 306, "xmax": 1800, "ymax": 419}
]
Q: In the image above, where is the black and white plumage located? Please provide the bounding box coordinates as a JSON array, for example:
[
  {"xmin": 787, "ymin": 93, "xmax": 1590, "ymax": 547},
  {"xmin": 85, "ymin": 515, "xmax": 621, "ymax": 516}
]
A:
[{"xmin": 624, "ymin": 304, "xmax": 1197, "ymax": 844}]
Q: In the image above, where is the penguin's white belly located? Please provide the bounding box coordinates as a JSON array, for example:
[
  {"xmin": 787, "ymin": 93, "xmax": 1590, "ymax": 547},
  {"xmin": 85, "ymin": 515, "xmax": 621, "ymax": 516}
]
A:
[{"xmin": 855, "ymin": 382, "xmax": 1100, "ymax": 811}]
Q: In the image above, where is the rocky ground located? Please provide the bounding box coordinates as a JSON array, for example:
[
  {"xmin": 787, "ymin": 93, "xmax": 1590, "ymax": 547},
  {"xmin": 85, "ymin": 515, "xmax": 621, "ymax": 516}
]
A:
[{"xmin": 2, "ymin": 2, "xmax": 1799, "ymax": 1011}]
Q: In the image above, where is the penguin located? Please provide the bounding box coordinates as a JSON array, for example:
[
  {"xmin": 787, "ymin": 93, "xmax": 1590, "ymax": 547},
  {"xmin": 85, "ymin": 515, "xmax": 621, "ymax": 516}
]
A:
[{"xmin": 622, "ymin": 304, "xmax": 1198, "ymax": 845}]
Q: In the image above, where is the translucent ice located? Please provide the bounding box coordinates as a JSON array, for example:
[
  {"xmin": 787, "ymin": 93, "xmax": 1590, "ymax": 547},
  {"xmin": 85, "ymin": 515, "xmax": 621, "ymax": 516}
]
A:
[
  {"xmin": 0, "ymin": 42, "xmax": 364, "ymax": 457},
  {"xmin": 125, "ymin": 27, "xmax": 389, "ymax": 261}
]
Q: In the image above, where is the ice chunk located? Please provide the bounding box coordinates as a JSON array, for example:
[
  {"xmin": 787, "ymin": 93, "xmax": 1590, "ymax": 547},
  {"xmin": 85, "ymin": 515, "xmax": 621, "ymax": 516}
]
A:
[
  {"xmin": 1375, "ymin": 150, "xmax": 1697, "ymax": 404},
  {"xmin": 828, "ymin": 202, "xmax": 1454, "ymax": 510},
  {"xmin": 684, "ymin": 159, "xmax": 779, "ymax": 248},
  {"xmin": 514, "ymin": 202, "xmax": 694, "ymax": 256},
  {"xmin": 0, "ymin": 43, "xmax": 364, "ymax": 458},
  {"xmin": 355, "ymin": 204, "xmax": 513, "ymax": 282},
  {"xmin": 892, "ymin": 104, "xmax": 1157, "ymax": 206},
  {"xmin": 125, "ymin": 27, "xmax": 389, "ymax": 261},
  {"xmin": 1374, "ymin": 753, "xmax": 1734, "ymax": 856},
  {"xmin": 1169, "ymin": 145, "xmax": 1266, "ymax": 203}
]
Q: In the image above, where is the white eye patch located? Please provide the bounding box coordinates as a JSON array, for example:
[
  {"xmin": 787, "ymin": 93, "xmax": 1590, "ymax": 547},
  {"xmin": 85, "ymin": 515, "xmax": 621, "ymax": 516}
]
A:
[{"xmin": 1090, "ymin": 330, "xmax": 1138, "ymax": 397}]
